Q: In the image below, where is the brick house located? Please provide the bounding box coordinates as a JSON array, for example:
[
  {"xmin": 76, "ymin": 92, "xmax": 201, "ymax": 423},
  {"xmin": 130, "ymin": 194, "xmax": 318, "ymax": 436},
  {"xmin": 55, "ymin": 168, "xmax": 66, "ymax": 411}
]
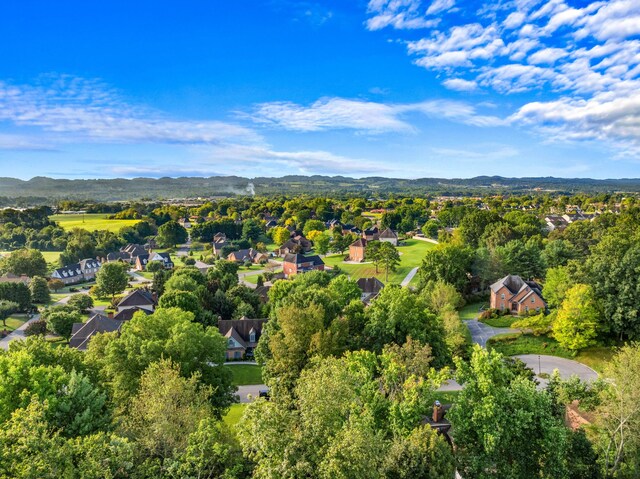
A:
[
  {"xmin": 348, "ymin": 238, "xmax": 367, "ymax": 262},
  {"xmin": 282, "ymin": 254, "xmax": 325, "ymax": 277},
  {"xmin": 135, "ymin": 252, "xmax": 174, "ymax": 271},
  {"xmin": 218, "ymin": 317, "xmax": 268, "ymax": 360},
  {"xmin": 490, "ymin": 275, "xmax": 546, "ymax": 314}
]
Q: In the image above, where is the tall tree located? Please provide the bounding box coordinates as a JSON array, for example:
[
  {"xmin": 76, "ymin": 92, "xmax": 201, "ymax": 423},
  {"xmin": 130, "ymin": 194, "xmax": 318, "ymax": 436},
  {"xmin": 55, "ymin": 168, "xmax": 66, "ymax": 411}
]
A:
[
  {"xmin": 94, "ymin": 262, "xmax": 129, "ymax": 300},
  {"xmin": 157, "ymin": 220, "xmax": 188, "ymax": 248},
  {"xmin": 553, "ymin": 284, "xmax": 602, "ymax": 351},
  {"xmin": 449, "ymin": 346, "xmax": 569, "ymax": 479},
  {"xmin": 379, "ymin": 242, "xmax": 400, "ymax": 282},
  {"xmin": 29, "ymin": 276, "xmax": 50, "ymax": 304},
  {"xmin": 0, "ymin": 248, "xmax": 47, "ymax": 277},
  {"xmin": 0, "ymin": 300, "xmax": 19, "ymax": 332}
]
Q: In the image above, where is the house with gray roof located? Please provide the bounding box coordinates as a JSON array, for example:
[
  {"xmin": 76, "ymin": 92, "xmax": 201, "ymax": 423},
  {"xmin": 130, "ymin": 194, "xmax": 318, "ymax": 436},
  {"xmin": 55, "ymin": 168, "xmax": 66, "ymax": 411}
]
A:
[
  {"xmin": 51, "ymin": 258, "xmax": 101, "ymax": 285},
  {"xmin": 218, "ymin": 317, "xmax": 268, "ymax": 360},
  {"xmin": 490, "ymin": 275, "xmax": 545, "ymax": 315}
]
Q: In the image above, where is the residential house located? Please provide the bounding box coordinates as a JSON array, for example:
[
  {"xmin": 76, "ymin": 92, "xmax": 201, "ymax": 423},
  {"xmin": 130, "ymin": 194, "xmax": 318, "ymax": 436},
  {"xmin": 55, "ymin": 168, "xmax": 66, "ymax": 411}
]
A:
[
  {"xmin": 178, "ymin": 217, "xmax": 191, "ymax": 229},
  {"xmin": 116, "ymin": 289, "xmax": 157, "ymax": 313},
  {"xmin": 227, "ymin": 248, "xmax": 268, "ymax": 264},
  {"xmin": 218, "ymin": 317, "xmax": 268, "ymax": 360},
  {"xmin": 379, "ymin": 228, "xmax": 399, "ymax": 246},
  {"xmin": 489, "ymin": 275, "xmax": 546, "ymax": 314},
  {"xmin": 326, "ymin": 219, "xmax": 341, "ymax": 229},
  {"xmin": 544, "ymin": 215, "xmax": 570, "ymax": 232},
  {"xmin": 282, "ymin": 254, "xmax": 325, "ymax": 277},
  {"xmin": 342, "ymin": 224, "xmax": 362, "ymax": 235},
  {"xmin": 135, "ymin": 252, "xmax": 173, "ymax": 271},
  {"xmin": 69, "ymin": 313, "xmax": 124, "ymax": 350},
  {"xmin": 51, "ymin": 258, "xmax": 101, "ymax": 285},
  {"xmin": 265, "ymin": 219, "xmax": 278, "ymax": 229},
  {"xmin": 214, "ymin": 232, "xmax": 227, "ymax": 242},
  {"xmin": 348, "ymin": 238, "xmax": 367, "ymax": 262},
  {"xmin": 0, "ymin": 273, "xmax": 30, "ymax": 284},
  {"xmin": 356, "ymin": 277, "xmax": 384, "ymax": 304},
  {"xmin": 362, "ymin": 227, "xmax": 380, "ymax": 241},
  {"xmin": 277, "ymin": 236, "xmax": 312, "ymax": 256},
  {"xmin": 106, "ymin": 243, "xmax": 149, "ymax": 264}
]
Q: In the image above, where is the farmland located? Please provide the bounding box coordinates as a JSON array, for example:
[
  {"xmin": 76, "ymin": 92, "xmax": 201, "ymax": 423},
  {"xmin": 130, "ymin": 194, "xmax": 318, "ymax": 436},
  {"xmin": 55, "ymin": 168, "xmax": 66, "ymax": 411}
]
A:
[{"xmin": 50, "ymin": 213, "xmax": 140, "ymax": 232}]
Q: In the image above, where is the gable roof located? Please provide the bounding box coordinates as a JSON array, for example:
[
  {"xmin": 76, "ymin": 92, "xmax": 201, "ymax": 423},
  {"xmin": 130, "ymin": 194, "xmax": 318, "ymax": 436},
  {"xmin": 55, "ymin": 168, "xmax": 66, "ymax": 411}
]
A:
[
  {"xmin": 117, "ymin": 289, "xmax": 156, "ymax": 308},
  {"xmin": 113, "ymin": 306, "xmax": 153, "ymax": 321},
  {"xmin": 490, "ymin": 274, "xmax": 543, "ymax": 298},
  {"xmin": 350, "ymin": 238, "xmax": 367, "ymax": 248},
  {"xmin": 282, "ymin": 254, "xmax": 325, "ymax": 266},
  {"xmin": 379, "ymin": 228, "xmax": 398, "ymax": 239},
  {"xmin": 219, "ymin": 318, "xmax": 268, "ymax": 346},
  {"xmin": 356, "ymin": 277, "xmax": 384, "ymax": 294},
  {"xmin": 69, "ymin": 313, "xmax": 124, "ymax": 350}
]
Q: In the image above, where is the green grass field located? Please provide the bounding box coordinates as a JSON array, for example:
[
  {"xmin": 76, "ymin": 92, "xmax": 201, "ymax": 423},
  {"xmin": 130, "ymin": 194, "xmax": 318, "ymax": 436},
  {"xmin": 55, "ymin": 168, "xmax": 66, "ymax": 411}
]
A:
[
  {"xmin": 458, "ymin": 301, "xmax": 486, "ymax": 321},
  {"xmin": 488, "ymin": 332, "xmax": 614, "ymax": 372},
  {"xmin": 50, "ymin": 214, "xmax": 140, "ymax": 232},
  {"xmin": 482, "ymin": 316, "xmax": 517, "ymax": 328},
  {"xmin": 1, "ymin": 314, "xmax": 28, "ymax": 332},
  {"xmin": 228, "ymin": 364, "xmax": 263, "ymax": 385},
  {"xmin": 322, "ymin": 238, "xmax": 436, "ymax": 285},
  {"xmin": 224, "ymin": 403, "xmax": 247, "ymax": 429}
]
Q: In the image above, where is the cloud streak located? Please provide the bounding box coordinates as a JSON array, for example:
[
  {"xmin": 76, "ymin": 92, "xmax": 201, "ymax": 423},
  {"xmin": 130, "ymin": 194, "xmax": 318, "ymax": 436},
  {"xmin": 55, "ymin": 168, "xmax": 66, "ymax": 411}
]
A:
[{"xmin": 252, "ymin": 97, "xmax": 505, "ymax": 132}]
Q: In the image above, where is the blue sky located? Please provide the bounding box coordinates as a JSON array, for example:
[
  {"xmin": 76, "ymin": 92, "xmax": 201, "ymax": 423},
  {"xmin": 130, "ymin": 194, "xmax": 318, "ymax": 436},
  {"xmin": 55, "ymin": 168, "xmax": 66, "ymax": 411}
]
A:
[{"xmin": 0, "ymin": 0, "xmax": 639, "ymax": 179}]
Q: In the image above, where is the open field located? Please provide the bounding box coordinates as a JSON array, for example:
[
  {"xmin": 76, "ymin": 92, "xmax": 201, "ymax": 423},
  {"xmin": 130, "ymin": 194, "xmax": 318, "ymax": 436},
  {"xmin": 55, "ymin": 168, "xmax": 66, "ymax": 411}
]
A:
[
  {"xmin": 458, "ymin": 301, "xmax": 486, "ymax": 320},
  {"xmin": 228, "ymin": 364, "xmax": 263, "ymax": 385},
  {"xmin": 322, "ymin": 238, "xmax": 436, "ymax": 285},
  {"xmin": 50, "ymin": 213, "xmax": 140, "ymax": 232},
  {"xmin": 1, "ymin": 314, "xmax": 28, "ymax": 332},
  {"xmin": 488, "ymin": 332, "xmax": 615, "ymax": 372},
  {"xmin": 224, "ymin": 403, "xmax": 247, "ymax": 429}
]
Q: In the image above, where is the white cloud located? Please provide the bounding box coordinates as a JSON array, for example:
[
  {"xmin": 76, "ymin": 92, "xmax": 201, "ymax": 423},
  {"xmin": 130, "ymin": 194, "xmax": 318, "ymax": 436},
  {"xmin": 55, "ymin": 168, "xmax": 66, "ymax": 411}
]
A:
[
  {"xmin": 426, "ymin": 0, "xmax": 456, "ymax": 15},
  {"xmin": 366, "ymin": 0, "xmax": 439, "ymax": 30},
  {"xmin": 252, "ymin": 97, "xmax": 505, "ymax": 132},
  {"xmin": 442, "ymin": 78, "xmax": 478, "ymax": 91},
  {"xmin": 528, "ymin": 47, "xmax": 567, "ymax": 65},
  {"xmin": 373, "ymin": 0, "xmax": 640, "ymax": 155},
  {"xmin": 0, "ymin": 75, "xmax": 259, "ymax": 146}
]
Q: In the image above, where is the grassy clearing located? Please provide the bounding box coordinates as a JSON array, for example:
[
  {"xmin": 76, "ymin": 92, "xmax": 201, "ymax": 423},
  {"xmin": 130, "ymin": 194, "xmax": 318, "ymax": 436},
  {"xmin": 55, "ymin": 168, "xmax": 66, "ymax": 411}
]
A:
[
  {"xmin": 323, "ymin": 239, "xmax": 436, "ymax": 285},
  {"xmin": 228, "ymin": 364, "xmax": 263, "ymax": 386},
  {"xmin": 488, "ymin": 332, "xmax": 614, "ymax": 372},
  {"xmin": 458, "ymin": 301, "xmax": 486, "ymax": 321},
  {"xmin": 434, "ymin": 390, "xmax": 461, "ymax": 405},
  {"xmin": 50, "ymin": 213, "xmax": 140, "ymax": 233},
  {"xmin": 224, "ymin": 403, "xmax": 247, "ymax": 429},
  {"xmin": 136, "ymin": 271, "xmax": 155, "ymax": 280},
  {"xmin": 482, "ymin": 316, "xmax": 517, "ymax": 328},
  {"xmin": 2, "ymin": 314, "xmax": 28, "ymax": 332}
]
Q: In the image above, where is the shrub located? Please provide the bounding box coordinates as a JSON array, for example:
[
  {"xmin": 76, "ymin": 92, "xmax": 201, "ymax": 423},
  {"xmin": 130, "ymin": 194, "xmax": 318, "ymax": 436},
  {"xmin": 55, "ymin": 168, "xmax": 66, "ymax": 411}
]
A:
[{"xmin": 24, "ymin": 319, "xmax": 47, "ymax": 336}]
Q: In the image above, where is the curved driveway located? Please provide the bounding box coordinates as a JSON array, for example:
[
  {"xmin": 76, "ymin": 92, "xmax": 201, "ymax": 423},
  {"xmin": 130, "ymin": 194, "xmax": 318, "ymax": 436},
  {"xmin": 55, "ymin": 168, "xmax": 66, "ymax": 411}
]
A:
[
  {"xmin": 514, "ymin": 354, "xmax": 598, "ymax": 387},
  {"xmin": 464, "ymin": 319, "xmax": 519, "ymax": 347}
]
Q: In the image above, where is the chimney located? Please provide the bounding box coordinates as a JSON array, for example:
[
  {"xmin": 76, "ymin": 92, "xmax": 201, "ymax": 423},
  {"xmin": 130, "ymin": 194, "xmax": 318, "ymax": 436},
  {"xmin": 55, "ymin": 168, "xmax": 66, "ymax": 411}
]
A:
[{"xmin": 107, "ymin": 311, "xmax": 114, "ymax": 319}]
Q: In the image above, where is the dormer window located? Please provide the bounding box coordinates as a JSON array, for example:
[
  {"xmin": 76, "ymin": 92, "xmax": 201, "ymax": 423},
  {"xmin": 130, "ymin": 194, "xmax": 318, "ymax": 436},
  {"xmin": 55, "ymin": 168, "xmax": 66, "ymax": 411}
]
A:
[{"xmin": 250, "ymin": 332, "xmax": 256, "ymax": 343}]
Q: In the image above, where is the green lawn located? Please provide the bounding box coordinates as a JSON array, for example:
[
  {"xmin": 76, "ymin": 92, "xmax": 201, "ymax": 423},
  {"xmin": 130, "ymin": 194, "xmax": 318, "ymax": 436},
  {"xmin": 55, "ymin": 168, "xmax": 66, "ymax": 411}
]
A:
[
  {"xmin": 458, "ymin": 301, "xmax": 486, "ymax": 321},
  {"xmin": 50, "ymin": 213, "xmax": 140, "ymax": 233},
  {"xmin": 243, "ymin": 273, "xmax": 261, "ymax": 285},
  {"xmin": 482, "ymin": 316, "xmax": 517, "ymax": 328},
  {"xmin": 2, "ymin": 314, "xmax": 28, "ymax": 332},
  {"xmin": 434, "ymin": 390, "xmax": 461, "ymax": 405},
  {"xmin": 488, "ymin": 332, "xmax": 614, "ymax": 372},
  {"xmin": 136, "ymin": 271, "xmax": 155, "ymax": 280},
  {"xmin": 323, "ymin": 239, "xmax": 436, "ymax": 285},
  {"xmin": 223, "ymin": 403, "xmax": 247, "ymax": 429},
  {"xmin": 228, "ymin": 364, "xmax": 263, "ymax": 386},
  {"xmin": 0, "ymin": 250, "xmax": 61, "ymax": 264}
]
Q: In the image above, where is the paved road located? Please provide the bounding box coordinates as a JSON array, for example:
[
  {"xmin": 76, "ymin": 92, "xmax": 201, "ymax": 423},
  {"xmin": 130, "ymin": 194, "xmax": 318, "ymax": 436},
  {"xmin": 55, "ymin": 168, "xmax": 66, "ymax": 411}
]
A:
[
  {"xmin": 0, "ymin": 313, "xmax": 41, "ymax": 350},
  {"xmin": 236, "ymin": 384, "xmax": 268, "ymax": 403},
  {"xmin": 400, "ymin": 267, "xmax": 419, "ymax": 287},
  {"xmin": 464, "ymin": 319, "xmax": 519, "ymax": 347},
  {"xmin": 515, "ymin": 354, "xmax": 599, "ymax": 387}
]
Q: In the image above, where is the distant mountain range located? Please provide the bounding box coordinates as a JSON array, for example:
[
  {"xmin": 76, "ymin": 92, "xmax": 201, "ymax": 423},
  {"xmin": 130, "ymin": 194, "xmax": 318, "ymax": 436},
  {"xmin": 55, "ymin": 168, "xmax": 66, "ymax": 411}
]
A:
[{"xmin": 1, "ymin": 175, "xmax": 640, "ymax": 203}]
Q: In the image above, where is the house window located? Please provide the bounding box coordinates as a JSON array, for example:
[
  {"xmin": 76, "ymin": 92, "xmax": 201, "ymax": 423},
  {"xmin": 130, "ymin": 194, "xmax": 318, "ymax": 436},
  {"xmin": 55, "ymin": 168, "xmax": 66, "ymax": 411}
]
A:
[
  {"xmin": 234, "ymin": 351, "xmax": 242, "ymax": 359},
  {"xmin": 500, "ymin": 293, "xmax": 505, "ymax": 300},
  {"xmin": 227, "ymin": 339, "xmax": 234, "ymax": 347},
  {"xmin": 531, "ymin": 297, "xmax": 536, "ymax": 303},
  {"xmin": 250, "ymin": 332, "xmax": 256, "ymax": 343},
  {"xmin": 525, "ymin": 306, "xmax": 529, "ymax": 312}
]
